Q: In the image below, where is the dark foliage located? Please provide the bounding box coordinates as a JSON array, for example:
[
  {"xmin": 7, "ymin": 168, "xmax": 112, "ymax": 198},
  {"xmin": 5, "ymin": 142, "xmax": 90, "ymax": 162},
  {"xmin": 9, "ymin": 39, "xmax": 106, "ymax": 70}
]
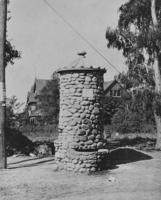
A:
[
  {"xmin": 6, "ymin": 128, "xmax": 34, "ymax": 156},
  {"xmin": 106, "ymin": 0, "xmax": 161, "ymax": 66},
  {"xmin": 6, "ymin": 1, "xmax": 21, "ymax": 66},
  {"xmin": 105, "ymin": 0, "xmax": 161, "ymax": 134},
  {"xmin": 20, "ymin": 123, "xmax": 58, "ymax": 140},
  {"xmin": 111, "ymin": 88, "xmax": 155, "ymax": 133},
  {"xmin": 6, "ymin": 128, "xmax": 56, "ymax": 157},
  {"xmin": 33, "ymin": 140, "xmax": 55, "ymax": 157},
  {"xmin": 103, "ymin": 96, "xmax": 122, "ymax": 124},
  {"xmin": 107, "ymin": 134, "xmax": 156, "ymax": 151},
  {"xmin": 5, "ymin": 40, "xmax": 20, "ymax": 66},
  {"xmin": 6, "ymin": 96, "xmax": 24, "ymax": 129}
]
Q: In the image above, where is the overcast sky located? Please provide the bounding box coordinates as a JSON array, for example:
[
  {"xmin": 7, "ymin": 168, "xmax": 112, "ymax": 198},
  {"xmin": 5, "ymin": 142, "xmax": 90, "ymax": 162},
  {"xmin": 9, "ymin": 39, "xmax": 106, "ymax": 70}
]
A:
[{"xmin": 7, "ymin": 0, "xmax": 127, "ymax": 103}]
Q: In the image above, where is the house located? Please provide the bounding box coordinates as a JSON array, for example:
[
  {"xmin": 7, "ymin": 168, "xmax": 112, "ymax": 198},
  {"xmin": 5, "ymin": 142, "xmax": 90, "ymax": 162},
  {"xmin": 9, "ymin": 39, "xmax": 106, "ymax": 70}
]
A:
[
  {"xmin": 103, "ymin": 80, "xmax": 123, "ymax": 124},
  {"xmin": 104, "ymin": 79, "xmax": 122, "ymax": 97},
  {"xmin": 27, "ymin": 78, "xmax": 50, "ymax": 122},
  {"xmin": 26, "ymin": 78, "xmax": 122, "ymax": 123}
]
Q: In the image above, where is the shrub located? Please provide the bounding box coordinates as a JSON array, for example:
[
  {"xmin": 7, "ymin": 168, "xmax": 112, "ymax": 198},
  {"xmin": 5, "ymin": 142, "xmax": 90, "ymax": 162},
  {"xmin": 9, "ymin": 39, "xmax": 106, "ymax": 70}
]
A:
[{"xmin": 6, "ymin": 128, "xmax": 34, "ymax": 156}]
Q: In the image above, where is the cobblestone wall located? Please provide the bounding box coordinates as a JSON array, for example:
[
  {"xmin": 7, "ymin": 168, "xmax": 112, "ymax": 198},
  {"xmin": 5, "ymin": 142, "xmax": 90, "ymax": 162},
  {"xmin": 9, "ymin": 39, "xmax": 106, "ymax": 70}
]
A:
[{"xmin": 55, "ymin": 68, "xmax": 109, "ymax": 173}]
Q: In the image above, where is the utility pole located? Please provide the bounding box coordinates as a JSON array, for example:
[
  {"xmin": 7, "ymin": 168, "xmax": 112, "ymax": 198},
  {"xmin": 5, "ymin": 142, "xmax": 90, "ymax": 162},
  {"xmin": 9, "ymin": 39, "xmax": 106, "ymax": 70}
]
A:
[{"xmin": 0, "ymin": 0, "xmax": 7, "ymax": 169}]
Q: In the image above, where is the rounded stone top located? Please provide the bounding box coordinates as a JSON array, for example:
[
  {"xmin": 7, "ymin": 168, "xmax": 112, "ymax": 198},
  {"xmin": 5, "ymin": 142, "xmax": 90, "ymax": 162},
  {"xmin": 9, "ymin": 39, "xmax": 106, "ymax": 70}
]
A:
[
  {"xmin": 57, "ymin": 66, "xmax": 106, "ymax": 74},
  {"xmin": 57, "ymin": 52, "xmax": 106, "ymax": 74}
]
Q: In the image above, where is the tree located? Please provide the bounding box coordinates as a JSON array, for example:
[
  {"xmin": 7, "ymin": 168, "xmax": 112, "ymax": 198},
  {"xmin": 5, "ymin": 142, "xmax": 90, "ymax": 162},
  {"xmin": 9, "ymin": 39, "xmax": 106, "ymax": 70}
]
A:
[
  {"xmin": 103, "ymin": 96, "xmax": 122, "ymax": 124},
  {"xmin": 5, "ymin": 40, "xmax": 20, "ymax": 66},
  {"xmin": 5, "ymin": 3, "xmax": 21, "ymax": 127},
  {"xmin": 6, "ymin": 96, "xmax": 24, "ymax": 128},
  {"xmin": 6, "ymin": 2, "xmax": 20, "ymax": 66},
  {"xmin": 106, "ymin": 0, "xmax": 161, "ymax": 148},
  {"xmin": 111, "ymin": 88, "xmax": 155, "ymax": 133},
  {"xmin": 5, "ymin": 2, "xmax": 21, "ymax": 125}
]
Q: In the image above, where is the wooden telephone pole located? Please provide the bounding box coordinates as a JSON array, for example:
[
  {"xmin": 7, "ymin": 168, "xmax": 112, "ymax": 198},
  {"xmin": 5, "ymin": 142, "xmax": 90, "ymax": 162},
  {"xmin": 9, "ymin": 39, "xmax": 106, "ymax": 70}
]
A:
[{"xmin": 0, "ymin": 0, "xmax": 7, "ymax": 169}]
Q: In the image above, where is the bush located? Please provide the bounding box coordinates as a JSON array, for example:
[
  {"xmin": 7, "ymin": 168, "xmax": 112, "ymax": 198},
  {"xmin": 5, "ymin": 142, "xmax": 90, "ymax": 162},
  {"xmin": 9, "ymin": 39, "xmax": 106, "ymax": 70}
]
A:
[
  {"xmin": 111, "ymin": 107, "xmax": 155, "ymax": 134},
  {"xmin": 20, "ymin": 123, "xmax": 58, "ymax": 140},
  {"xmin": 6, "ymin": 128, "xmax": 34, "ymax": 156},
  {"xmin": 33, "ymin": 140, "xmax": 55, "ymax": 157},
  {"xmin": 103, "ymin": 96, "xmax": 121, "ymax": 124},
  {"xmin": 6, "ymin": 128, "xmax": 56, "ymax": 157}
]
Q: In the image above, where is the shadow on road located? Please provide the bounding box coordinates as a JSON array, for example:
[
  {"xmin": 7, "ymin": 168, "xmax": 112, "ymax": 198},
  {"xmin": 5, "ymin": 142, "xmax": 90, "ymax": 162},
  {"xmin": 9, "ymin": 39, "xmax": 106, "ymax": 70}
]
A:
[
  {"xmin": 91, "ymin": 147, "xmax": 153, "ymax": 176},
  {"xmin": 8, "ymin": 157, "xmax": 42, "ymax": 165},
  {"xmin": 8, "ymin": 157, "xmax": 55, "ymax": 169},
  {"xmin": 109, "ymin": 147, "xmax": 152, "ymax": 165},
  {"xmin": 7, "ymin": 148, "xmax": 152, "ymax": 174}
]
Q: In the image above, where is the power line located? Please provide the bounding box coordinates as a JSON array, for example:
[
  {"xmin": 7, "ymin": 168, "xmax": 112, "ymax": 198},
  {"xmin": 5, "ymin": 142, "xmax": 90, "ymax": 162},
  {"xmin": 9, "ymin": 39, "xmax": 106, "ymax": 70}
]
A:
[{"xmin": 43, "ymin": 0, "xmax": 121, "ymax": 73}]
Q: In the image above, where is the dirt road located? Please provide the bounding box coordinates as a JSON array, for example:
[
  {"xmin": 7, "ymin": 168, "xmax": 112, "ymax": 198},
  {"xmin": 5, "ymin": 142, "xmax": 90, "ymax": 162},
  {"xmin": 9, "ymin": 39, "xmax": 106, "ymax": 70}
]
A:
[{"xmin": 0, "ymin": 151, "xmax": 161, "ymax": 200}]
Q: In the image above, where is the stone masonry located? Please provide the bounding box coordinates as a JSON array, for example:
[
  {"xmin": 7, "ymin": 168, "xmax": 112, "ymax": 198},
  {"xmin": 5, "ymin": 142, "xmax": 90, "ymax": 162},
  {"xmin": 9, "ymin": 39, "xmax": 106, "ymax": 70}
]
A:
[{"xmin": 55, "ymin": 60, "xmax": 109, "ymax": 173}]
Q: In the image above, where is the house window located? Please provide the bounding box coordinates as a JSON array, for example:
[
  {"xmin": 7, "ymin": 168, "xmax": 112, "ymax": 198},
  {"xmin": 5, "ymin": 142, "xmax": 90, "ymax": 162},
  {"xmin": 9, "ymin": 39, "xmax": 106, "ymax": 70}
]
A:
[
  {"xmin": 117, "ymin": 90, "xmax": 121, "ymax": 97},
  {"xmin": 113, "ymin": 90, "xmax": 117, "ymax": 97},
  {"xmin": 113, "ymin": 89, "xmax": 121, "ymax": 97},
  {"xmin": 110, "ymin": 90, "xmax": 113, "ymax": 96}
]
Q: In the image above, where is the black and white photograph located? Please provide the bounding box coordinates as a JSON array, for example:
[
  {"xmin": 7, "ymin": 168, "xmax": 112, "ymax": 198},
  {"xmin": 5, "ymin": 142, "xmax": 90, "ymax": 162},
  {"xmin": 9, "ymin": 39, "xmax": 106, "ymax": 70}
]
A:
[{"xmin": 0, "ymin": 0, "xmax": 161, "ymax": 199}]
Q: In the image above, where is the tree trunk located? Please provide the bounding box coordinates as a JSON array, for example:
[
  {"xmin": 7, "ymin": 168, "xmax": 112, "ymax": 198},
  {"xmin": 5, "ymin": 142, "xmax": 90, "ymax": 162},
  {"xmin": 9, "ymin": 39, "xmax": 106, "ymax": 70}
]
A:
[
  {"xmin": 151, "ymin": 0, "xmax": 161, "ymax": 149},
  {"xmin": 153, "ymin": 58, "xmax": 161, "ymax": 149},
  {"xmin": 155, "ymin": 113, "xmax": 161, "ymax": 149},
  {"xmin": 151, "ymin": 0, "xmax": 157, "ymax": 26},
  {"xmin": 153, "ymin": 56, "xmax": 161, "ymax": 149}
]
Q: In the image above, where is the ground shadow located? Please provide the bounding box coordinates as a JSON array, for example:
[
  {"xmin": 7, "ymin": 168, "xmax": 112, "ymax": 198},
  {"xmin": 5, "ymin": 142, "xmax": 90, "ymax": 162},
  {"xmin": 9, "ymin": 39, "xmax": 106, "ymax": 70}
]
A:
[
  {"xmin": 8, "ymin": 157, "xmax": 55, "ymax": 169},
  {"xmin": 109, "ymin": 147, "xmax": 152, "ymax": 165},
  {"xmin": 107, "ymin": 136, "xmax": 156, "ymax": 151},
  {"xmin": 8, "ymin": 157, "xmax": 43, "ymax": 165},
  {"xmin": 8, "ymin": 147, "xmax": 152, "ymax": 173},
  {"xmin": 91, "ymin": 147, "xmax": 152, "ymax": 176}
]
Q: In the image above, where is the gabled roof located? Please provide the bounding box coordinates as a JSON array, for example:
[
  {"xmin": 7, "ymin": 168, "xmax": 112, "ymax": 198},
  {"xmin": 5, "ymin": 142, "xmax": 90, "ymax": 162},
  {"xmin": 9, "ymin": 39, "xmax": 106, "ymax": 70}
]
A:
[
  {"xmin": 103, "ymin": 80, "xmax": 113, "ymax": 91},
  {"xmin": 27, "ymin": 79, "xmax": 50, "ymax": 104},
  {"xmin": 34, "ymin": 79, "xmax": 49, "ymax": 95},
  {"xmin": 104, "ymin": 80, "xmax": 118, "ymax": 93},
  {"xmin": 27, "ymin": 92, "xmax": 36, "ymax": 103}
]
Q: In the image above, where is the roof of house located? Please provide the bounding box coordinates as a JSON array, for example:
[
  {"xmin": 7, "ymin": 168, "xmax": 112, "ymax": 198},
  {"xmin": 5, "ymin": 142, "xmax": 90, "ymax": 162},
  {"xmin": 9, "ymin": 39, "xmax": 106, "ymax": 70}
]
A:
[
  {"xmin": 103, "ymin": 80, "xmax": 118, "ymax": 92},
  {"xmin": 27, "ymin": 78, "xmax": 118, "ymax": 104},
  {"xmin": 27, "ymin": 92, "xmax": 37, "ymax": 103},
  {"xmin": 103, "ymin": 80, "xmax": 113, "ymax": 91},
  {"xmin": 31, "ymin": 79, "xmax": 49, "ymax": 94},
  {"xmin": 27, "ymin": 79, "xmax": 50, "ymax": 104}
]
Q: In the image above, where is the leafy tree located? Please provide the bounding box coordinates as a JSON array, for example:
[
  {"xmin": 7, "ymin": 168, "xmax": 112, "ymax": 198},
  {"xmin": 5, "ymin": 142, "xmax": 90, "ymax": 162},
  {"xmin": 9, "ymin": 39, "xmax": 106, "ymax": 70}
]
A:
[
  {"xmin": 117, "ymin": 72, "xmax": 155, "ymax": 123},
  {"xmin": 106, "ymin": 0, "xmax": 161, "ymax": 148},
  {"xmin": 6, "ymin": 1, "xmax": 21, "ymax": 66},
  {"xmin": 112, "ymin": 88, "xmax": 155, "ymax": 133},
  {"xmin": 4, "ymin": 2, "xmax": 22, "ymax": 126},
  {"xmin": 103, "ymin": 96, "xmax": 122, "ymax": 124},
  {"xmin": 6, "ymin": 96, "xmax": 24, "ymax": 128},
  {"xmin": 5, "ymin": 40, "xmax": 20, "ymax": 66}
]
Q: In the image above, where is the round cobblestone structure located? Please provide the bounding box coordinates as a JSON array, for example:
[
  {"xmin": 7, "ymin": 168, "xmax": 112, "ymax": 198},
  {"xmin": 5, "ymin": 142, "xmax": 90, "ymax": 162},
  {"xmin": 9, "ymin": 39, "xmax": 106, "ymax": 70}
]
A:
[{"xmin": 55, "ymin": 65, "xmax": 109, "ymax": 173}]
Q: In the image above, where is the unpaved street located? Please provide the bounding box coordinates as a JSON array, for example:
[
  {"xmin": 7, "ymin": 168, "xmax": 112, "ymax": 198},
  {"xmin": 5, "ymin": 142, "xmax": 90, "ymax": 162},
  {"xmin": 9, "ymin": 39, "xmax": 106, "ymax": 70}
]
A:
[{"xmin": 0, "ymin": 151, "xmax": 161, "ymax": 200}]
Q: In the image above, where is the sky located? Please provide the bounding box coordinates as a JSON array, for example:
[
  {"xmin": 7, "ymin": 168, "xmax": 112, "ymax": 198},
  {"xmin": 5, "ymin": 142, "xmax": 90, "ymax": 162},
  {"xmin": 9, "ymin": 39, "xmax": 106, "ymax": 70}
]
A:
[{"xmin": 7, "ymin": 0, "xmax": 127, "ymax": 103}]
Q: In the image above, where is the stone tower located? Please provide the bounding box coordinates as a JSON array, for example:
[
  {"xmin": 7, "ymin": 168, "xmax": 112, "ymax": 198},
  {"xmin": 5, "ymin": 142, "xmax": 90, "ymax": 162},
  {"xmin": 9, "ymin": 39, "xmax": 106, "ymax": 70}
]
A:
[{"xmin": 55, "ymin": 53, "xmax": 109, "ymax": 173}]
